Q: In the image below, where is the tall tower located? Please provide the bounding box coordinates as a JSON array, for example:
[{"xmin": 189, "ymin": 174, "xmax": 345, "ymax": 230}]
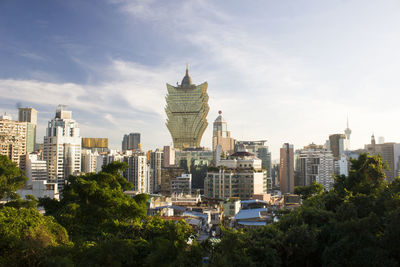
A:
[
  {"xmin": 165, "ymin": 66, "xmax": 209, "ymax": 150},
  {"xmin": 280, "ymin": 143, "xmax": 294, "ymax": 194},
  {"xmin": 212, "ymin": 111, "xmax": 234, "ymax": 155},
  {"xmin": 344, "ymin": 117, "xmax": 352, "ymax": 151},
  {"xmin": 43, "ymin": 105, "xmax": 81, "ymax": 192}
]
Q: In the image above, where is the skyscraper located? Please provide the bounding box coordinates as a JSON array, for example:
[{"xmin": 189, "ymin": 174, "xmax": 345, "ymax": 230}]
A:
[
  {"xmin": 122, "ymin": 133, "xmax": 141, "ymax": 151},
  {"xmin": 212, "ymin": 111, "xmax": 234, "ymax": 159},
  {"xmin": 165, "ymin": 66, "xmax": 209, "ymax": 149},
  {"xmin": 329, "ymin": 134, "xmax": 345, "ymax": 160},
  {"xmin": 280, "ymin": 143, "xmax": 294, "ymax": 194},
  {"xmin": 43, "ymin": 105, "xmax": 81, "ymax": 191},
  {"xmin": 18, "ymin": 107, "xmax": 37, "ymax": 153},
  {"xmin": 149, "ymin": 148, "xmax": 163, "ymax": 193}
]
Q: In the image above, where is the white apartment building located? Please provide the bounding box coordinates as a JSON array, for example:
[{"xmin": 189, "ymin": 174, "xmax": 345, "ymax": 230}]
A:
[
  {"xmin": 26, "ymin": 153, "xmax": 48, "ymax": 183},
  {"xmin": 123, "ymin": 154, "xmax": 148, "ymax": 193},
  {"xmin": 299, "ymin": 149, "xmax": 335, "ymax": 191},
  {"xmin": 81, "ymin": 149, "xmax": 99, "ymax": 174},
  {"xmin": 43, "ymin": 105, "xmax": 81, "ymax": 192}
]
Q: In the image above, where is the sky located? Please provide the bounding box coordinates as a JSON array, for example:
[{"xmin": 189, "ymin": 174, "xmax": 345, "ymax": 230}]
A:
[{"xmin": 1, "ymin": 0, "xmax": 400, "ymax": 160}]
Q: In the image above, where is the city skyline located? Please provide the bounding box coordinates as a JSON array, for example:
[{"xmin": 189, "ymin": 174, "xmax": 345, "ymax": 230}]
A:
[{"xmin": 1, "ymin": 1, "xmax": 400, "ymax": 159}]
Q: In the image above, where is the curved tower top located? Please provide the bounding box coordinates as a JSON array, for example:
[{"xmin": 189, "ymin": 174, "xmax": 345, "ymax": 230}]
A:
[
  {"xmin": 181, "ymin": 65, "xmax": 193, "ymax": 87},
  {"xmin": 165, "ymin": 67, "xmax": 209, "ymax": 150}
]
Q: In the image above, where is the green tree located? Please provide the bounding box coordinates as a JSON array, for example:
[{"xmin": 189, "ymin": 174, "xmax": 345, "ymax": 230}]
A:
[
  {"xmin": 40, "ymin": 162, "xmax": 148, "ymax": 242},
  {"xmin": 0, "ymin": 155, "xmax": 27, "ymax": 200},
  {"xmin": 0, "ymin": 206, "xmax": 71, "ymax": 266},
  {"xmin": 294, "ymin": 182, "xmax": 324, "ymax": 200}
]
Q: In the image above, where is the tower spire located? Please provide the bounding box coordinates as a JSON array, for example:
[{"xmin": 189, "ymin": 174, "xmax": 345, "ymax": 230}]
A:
[{"xmin": 186, "ymin": 63, "xmax": 189, "ymax": 76}]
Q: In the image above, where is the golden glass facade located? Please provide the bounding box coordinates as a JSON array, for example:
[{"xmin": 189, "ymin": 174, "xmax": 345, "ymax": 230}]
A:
[
  {"xmin": 82, "ymin": 138, "xmax": 108, "ymax": 148},
  {"xmin": 165, "ymin": 68, "xmax": 209, "ymax": 149}
]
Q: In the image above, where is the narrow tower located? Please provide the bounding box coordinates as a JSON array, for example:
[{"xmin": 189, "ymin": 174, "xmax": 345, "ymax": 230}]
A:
[
  {"xmin": 344, "ymin": 117, "xmax": 352, "ymax": 151},
  {"xmin": 165, "ymin": 66, "xmax": 209, "ymax": 150}
]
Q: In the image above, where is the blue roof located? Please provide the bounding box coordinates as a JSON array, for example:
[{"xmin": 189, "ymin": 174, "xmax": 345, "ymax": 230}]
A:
[
  {"xmin": 238, "ymin": 221, "xmax": 266, "ymax": 226},
  {"xmin": 234, "ymin": 208, "xmax": 267, "ymax": 220},
  {"xmin": 241, "ymin": 199, "xmax": 268, "ymax": 205}
]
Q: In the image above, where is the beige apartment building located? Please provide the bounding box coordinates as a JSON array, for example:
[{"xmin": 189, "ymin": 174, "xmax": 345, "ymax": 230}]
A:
[{"xmin": 0, "ymin": 113, "xmax": 27, "ymax": 168}]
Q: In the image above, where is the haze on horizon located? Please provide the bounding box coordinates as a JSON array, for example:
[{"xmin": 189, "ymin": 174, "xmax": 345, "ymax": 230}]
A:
[{"xmin": 1, "ymin": 0, "xmax": 400, "ymax": 159}]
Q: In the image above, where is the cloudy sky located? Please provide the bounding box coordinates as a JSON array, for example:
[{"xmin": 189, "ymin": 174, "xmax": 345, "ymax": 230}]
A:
[{"xmin": 1, "ymin": 0, "xmax": 400, "ymax": 159}]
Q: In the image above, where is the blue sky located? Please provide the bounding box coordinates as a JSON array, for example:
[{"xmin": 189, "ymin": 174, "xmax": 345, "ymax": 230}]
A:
[{"xmin": 1, "ymin": 0, "xmax": 400, "ymax": 159}]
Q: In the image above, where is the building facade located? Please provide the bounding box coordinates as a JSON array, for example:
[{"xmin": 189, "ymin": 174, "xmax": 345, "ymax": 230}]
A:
[
  {"xmin": 298, "ymin": 148, "xmax": 335, "ymax": 190},
  {"xmin": 165, "ymin": 67, "xmax": 209, "ymax": 149},
  {"xmin": 0, "ymin": 114, "xmax": 27, "ymax": 168},
  {"xmin": 170, "ymin": 173, "xmax": 192, "ymax": 195},
  {"xmin": 280, "ymin": 143, "xmax": 294, "ymax": 194},
  {"xmin": 204, "ymin": 151, "xmax": 266, "ymax": 199},
  {"xmin": 122, "ymin": 133, "xmax": 141, "ymax": 151},
  {"xmin": 235, "ymin": 140, "xmax": 271, "ymax": 178},
  {"xmin": 25, "ymin": 153, "xmax": 48, "ymax": 183},
  {"xmin": 212, "ymin": 111, "xmax": 234, "ymax": 159},
  {"xmin": 82, "ymin": 137, "xmax": 108, "ymax": 152},
  {"xmin": 18, "ymin": 107, "xmax": 37, "ymax": 153},
  {"xmin": 123, "ymin": 154, "xmax": 148, "ymax": 193},
  {"xmin": 329, "ymin": 134, "xmax": 346, "ymax": 160},
  {"xmin": 43, "ymin": 105, "xmax": 81, "ymax": 191},
  {"xmin": 365, "ymin": 139, "xmax": 400, "ymax": 182},
  {"xmin": 149, "ymin": 149, "xmax": 163, "ymax": 193}
]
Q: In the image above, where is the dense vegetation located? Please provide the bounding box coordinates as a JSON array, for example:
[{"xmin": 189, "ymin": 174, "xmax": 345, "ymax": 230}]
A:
[{"xmin": 1, "ymin": 153, "xmax": 400, "ymax": 266}]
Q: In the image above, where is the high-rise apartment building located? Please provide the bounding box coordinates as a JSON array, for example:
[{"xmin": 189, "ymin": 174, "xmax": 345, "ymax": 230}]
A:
[
  {"xmin": 212, "ymin": 111, "xmax": 234, "ymax": 157},
  {"xmin": 149, "ymin": 149, "xmax": 163, "ymax": 193},
  {"xmin": 165, "ymin": 67, "xmax": 209, "ymax": 149},
  {"xmin": 81, "ymin": 149, "xmax": 99, "ymax": 174},
  {"xmin": 43, "ymin": 105, "xmax": 81, "ymax": 191},
  {"xmin": 18, "ymin": 107, "xmax": 37, "ymax": 153},
  {"xmin": 122, "ymin": 133, "xmax": 141, "ymax": 151},
  {"xmin": 123, "ymin": 154, "xmax": 148, "ymax": 193},
  {"xmin": 298, "ymin": 148, "xmax": 335, "ymax": 190},
  {"xmin": 280, "ymin": 143, "xmax": 294, "ymax": 194},
  {"xmin": 0, "ymin": 113, "xmax": 27, "ymax": 168}
]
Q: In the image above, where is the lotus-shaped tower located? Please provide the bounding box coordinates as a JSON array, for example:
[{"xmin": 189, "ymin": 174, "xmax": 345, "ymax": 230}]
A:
[{"xmin": 165, "ymin": 67, "xmax": 209, "ymax": 149}]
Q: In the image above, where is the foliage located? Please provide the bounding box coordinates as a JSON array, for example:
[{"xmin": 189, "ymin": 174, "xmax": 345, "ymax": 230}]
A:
[
  {"xmin": 294, "ymin": 182, "xmax": 324, "ymax": 200},
  {"xmin": 39, "ymin": 162, "xmax": 148, "ymax": 242},
  {"xmin": 0, "ymin": 206, "xmax": 70, "ymax": 266},
  {"xmin": 2, "ymin": 154, "xmax": 400, "ymax": 265},
  {"xmin": 0, "ymin": 155, "xmax": 27, "ymax": 200},
  {"xmin": 209, "ymin": 153, "xmax": 400, "ymax": 266}
]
